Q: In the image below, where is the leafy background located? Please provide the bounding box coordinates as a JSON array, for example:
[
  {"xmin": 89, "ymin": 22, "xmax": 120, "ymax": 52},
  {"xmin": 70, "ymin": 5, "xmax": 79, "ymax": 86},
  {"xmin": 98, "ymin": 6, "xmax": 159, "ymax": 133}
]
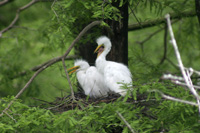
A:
[{"xmin": 0, "ymin": 0, "xmax": 200, "ymax": 132}]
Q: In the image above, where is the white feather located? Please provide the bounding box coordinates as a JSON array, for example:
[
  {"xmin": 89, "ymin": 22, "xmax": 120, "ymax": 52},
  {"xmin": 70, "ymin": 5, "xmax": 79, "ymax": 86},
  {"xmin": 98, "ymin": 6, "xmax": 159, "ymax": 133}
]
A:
[
  {"xmin": 95, "ymin": 36, "xmax": 132, "ymax": 96},
  {"xmin": 74, "ymin": 59, "xmax": 109, "ymax": 98}
]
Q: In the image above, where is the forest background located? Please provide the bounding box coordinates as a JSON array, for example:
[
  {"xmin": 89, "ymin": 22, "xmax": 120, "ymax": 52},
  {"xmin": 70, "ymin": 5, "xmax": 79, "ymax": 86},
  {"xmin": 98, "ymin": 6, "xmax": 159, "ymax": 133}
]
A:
[{"xmin": 0, "ymin": 0, "xmax": 200, "ymax": 132}]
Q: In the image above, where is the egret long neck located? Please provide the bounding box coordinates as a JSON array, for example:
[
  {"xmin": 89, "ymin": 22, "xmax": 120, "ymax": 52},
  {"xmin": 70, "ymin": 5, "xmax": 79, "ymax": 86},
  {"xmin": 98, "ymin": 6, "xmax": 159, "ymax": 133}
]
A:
[
  {"xmin": 95, "ymin": 42, "xmax": 110, "ymax": 74},
  {"xmin": 95, "ymin": 53, "xmax": 107, "ymax": 74}
]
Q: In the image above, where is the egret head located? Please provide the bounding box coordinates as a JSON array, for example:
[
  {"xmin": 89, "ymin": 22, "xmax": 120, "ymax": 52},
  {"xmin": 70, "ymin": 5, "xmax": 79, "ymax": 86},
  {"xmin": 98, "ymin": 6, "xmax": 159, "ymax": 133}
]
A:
[
  {"xmin": 68, "ymin": 60, "xmax": 90, "ymax": 74},
  {"xmin": 94, "ymin": 36, "xmax": 111, "ymax": 57}
]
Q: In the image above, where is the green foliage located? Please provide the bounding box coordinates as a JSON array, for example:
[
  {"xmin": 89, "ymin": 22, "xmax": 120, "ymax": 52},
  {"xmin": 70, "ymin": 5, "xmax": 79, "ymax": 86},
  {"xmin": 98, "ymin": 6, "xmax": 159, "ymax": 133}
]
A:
[
  {"xmin": 1, "ymin": 79, "xmax": 200, "ymax": 132},
  {"xmin": 1, "ymin": 0, "xmax": 200, "ymax": 132}
]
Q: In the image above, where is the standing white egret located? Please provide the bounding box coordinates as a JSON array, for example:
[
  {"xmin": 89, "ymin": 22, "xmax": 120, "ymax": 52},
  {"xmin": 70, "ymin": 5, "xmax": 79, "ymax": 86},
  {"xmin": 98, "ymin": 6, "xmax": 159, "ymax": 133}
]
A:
[
  {"xmin": 94, "ymin": 36, "xmax": 132, "ymax": 96},
  {"xmin": 68, "ymin": 59, "xmax": 109, "ymax": 98}
]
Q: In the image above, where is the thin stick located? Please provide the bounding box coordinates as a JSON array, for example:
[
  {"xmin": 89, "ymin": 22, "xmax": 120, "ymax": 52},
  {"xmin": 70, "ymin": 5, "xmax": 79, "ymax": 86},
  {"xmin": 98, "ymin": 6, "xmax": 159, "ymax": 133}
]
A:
[
  {"xmin": 128, "ymin": 3, "xmax": 142, "ymax": 28},
  {"xmin": 0, "ymin": 0, "xmax": 10, "ymax": 6},
  {"xmin": 0, "ymin": 0, "xmax": 39, "ymax": 37},
  {"xmin": 0, "ymin": 21, "xmax": 102, "ymax": 117},
  {"xmin": 62, "ymin": 21, "xmax": 102, "ymax": 58},
  {"xmin": 116, "ymin": 111, "xmax": 135, "ymax": 133},
  {"xmin": 159, "ymin": 23, "xmax": 168, "ymax": 65},
  {"xmin": 62, "ymin": 58, "xmax": 75, "ymax": 101},
  {"xmin": 165, "ymin": 14, "xmax": 200, "ymax": 114},
  {"xmin": 128, "ymin": 10, "xmax": 196, "ymax": 31},
  {"xmin": 151, "ymin": 90, "xmax": 198, "ymax": 106},
  {"xmin": 166, "ymin": 14, "xmax": 200, "ymax": 100},
  {"xmin": 2, "ymin": 55, "xmax": 78, "ymax": 81},
  {"xmin": 182, "ymin": 67, "xmax": 200, "ymax": 76},
  {"xmin": 171, "ymin": 80, "xmax": 200, "ymax": 90},
  {"xmin": 0, "ymin": 60, "xmax": 53, "ymax": 117},
  {"xmin": 3, "ymin": 111, "xmax": 17, "ymax": 122}
]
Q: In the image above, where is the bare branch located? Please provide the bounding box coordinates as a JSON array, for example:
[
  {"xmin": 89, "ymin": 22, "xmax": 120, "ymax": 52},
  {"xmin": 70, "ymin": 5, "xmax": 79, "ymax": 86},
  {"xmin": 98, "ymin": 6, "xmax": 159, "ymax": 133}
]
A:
[
  {"xmin": 165, "ymin": 13, "xmax": 200, "ymax": 115},
  {"xmin": 116, "ymin": 111, "xmax": 135, "ymax": 133},
  {"xmin": 128, "ymin": 10, "xmax": 196, "ymax": 31},
  {"xmin": 0, "ymin": 20, "xmax": 102, "ymax": 117},
  {"xmin": 182, "ymin": 67, "xmax": 200, "ymax": 76},
  {"xmin": 171, "ymin": 80, "xmax": 200, "ymax": 90},
  {"xmin": 62, "ymin": 58, "xmax": 75, "ymax": 101},
  {"xmin": 159, "ymin": 23, "xmax": 168, "ymax": 65},
  {"xmin": 165, "ymin": 14, "xmax": 200, "ymax": 101},
  {"xmin": 0, "ymin": 55, "xmax": 78, "ymax": 82},
  {"xmin": 128, "ymin": 3, "xmax": 142, "ymax": 28},
  {"xmin": 0, "ymin": 0, "xmax": 14, "ymax": 6},
  {"xmin": 32, "ymin": 55, "xmax": 78, "ymax": 72},
  {"xmin": 4, "ymin": 111, "xmax": 17, "ymax": 122},
  {"xmin": 151, "ymin": 90, "xmax": 198, "ymax": 106},
  {"xmin": 162, "ymin": 73, "xmax": 184, "ymax": 81},
  {"xmin": 166, "ymin": 58, "xmax": 179, "ymax": 69},
  {"xmin": 0, "ymin": 0, "xmax": 39, "ymax": 38},
  {"xmin": 136, "ymin": 27, "xmax": 163, "ymax": 45},
  {"xmin": 135, "ymin": 20, "xmax": 178, "ymax": 54}
]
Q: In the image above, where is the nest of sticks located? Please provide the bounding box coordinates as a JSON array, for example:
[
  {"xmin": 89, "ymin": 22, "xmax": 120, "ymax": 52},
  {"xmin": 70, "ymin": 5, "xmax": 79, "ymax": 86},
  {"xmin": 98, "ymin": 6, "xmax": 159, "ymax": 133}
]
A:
[{"xmin": 35, "ymin": 89, "xmax": 151, "ymax": 113}]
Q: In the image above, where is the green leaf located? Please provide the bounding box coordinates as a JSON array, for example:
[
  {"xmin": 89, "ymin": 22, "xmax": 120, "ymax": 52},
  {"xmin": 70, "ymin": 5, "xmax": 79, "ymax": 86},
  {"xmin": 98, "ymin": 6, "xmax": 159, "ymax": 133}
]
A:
[{"xmin": 119, "ymin": 0, "xmax": 124, "ymax": 7}]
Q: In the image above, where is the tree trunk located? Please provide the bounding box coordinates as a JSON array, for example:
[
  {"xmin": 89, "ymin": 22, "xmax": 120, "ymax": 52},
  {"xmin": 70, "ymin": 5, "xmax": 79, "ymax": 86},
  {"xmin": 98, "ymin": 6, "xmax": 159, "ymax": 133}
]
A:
[
  {"xmin": 103, "ymin": 0, "xmax": 129, "ymax": 65},
  {"xmin": 75, "ymin": 0, "xmax": 129, "ymax": 66},
  {"xmin": 74, "ymin": 27, "xmax": 101, "ymax": 66}
]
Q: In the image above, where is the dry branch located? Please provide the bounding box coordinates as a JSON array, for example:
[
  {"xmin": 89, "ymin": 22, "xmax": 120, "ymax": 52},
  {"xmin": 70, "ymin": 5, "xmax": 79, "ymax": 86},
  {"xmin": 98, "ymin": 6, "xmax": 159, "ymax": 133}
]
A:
[
  {"xmin": 8, "ymin": 55, "xmax": 78, "ymax": 80},
  {"xmin": 128, "ymin": 3, "xmax": 142, "ymax": 28},
  {"xmin": 164, "ymin": 14, "xmax": 200, "ymax": 114},
  {"xmin": 0, "ymin": 0, "xmax": 39, "ymax": 38},
  {"xmin": 165, "ymin": 14, "xmax": 200, "ymax": 101},
  {"xmin": 0, "ymin": 0, "xmax": 14, "ymax": 6},
  {"xmin": 151, "ymin": 90, "xmax": 198, "ymax": 106},
  {"xmin": 171, "ymin": 80, "xmax": 200, "ymax": 90},
  {"xmin": 128, "ymin": 10, "xmax": 196, "ymax": 31},
  {"xmin": 0, "ymin": 20, "xmax": 102, "ymax": 117},
  {"xmin": 159, "ymin": 23, "xmax": 168, "ymax": 65}
]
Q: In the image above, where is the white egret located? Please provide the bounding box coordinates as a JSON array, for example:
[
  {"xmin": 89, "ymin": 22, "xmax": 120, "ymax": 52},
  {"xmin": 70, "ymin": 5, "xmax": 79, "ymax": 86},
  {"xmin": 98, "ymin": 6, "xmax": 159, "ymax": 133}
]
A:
[
  {"xmin": 94, "ymin": 36, "xmax": 132, "ymax": 96},
  {"xmin": 68, "ymin": 59, "xmax": 109, "ymax": 98}
]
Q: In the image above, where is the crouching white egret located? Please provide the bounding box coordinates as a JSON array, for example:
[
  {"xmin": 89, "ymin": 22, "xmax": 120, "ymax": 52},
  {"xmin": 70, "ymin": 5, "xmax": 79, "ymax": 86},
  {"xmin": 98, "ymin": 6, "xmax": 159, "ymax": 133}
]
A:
[
  {"xmin": 68, "ymin": 59, "xmax": 109, "ymax": 98},
  {"xmin": 94, "ymin": 36, "xmax": 132, "ymax": 96}
]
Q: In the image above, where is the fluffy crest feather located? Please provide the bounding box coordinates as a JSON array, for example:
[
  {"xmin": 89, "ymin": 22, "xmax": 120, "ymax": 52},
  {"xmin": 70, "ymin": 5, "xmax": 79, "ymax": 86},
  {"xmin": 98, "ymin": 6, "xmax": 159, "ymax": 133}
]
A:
[
  {"xmin": 96, "ymin": 36, "xmax": 111, "ymax": 48},
  {"xmin": 74, "ymin": 59, "xmax": 90, "ymax": 70}
]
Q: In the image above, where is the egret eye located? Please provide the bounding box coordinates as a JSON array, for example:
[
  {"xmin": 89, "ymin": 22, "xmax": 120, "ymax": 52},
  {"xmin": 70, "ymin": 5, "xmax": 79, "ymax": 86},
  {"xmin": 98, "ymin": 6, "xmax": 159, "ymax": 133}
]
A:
[{"xmin": 101, "ymin": 45, "xmax": 104, "ymax": 49}]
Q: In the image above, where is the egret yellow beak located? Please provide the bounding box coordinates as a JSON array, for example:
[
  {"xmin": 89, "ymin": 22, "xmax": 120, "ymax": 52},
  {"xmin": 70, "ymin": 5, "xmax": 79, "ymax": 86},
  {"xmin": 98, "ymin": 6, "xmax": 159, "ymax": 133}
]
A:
[
  {"xmin": 94, "ymin": 44, "xmax": 103, "ymax": 53},
  {"xmin": 94, "ymin": 44, "xmax": 104, "ymax": 57},
  {"xmin": 67, "ymin": 66, "xmax": 80, "ymax": 74}
]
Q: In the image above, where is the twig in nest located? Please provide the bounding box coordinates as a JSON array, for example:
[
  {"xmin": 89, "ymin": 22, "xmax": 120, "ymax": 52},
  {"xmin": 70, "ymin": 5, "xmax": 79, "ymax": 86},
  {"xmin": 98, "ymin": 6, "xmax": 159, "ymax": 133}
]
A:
[{"xmin": 62, "ymin": 58, "xmax": 75, "ymax": 101}]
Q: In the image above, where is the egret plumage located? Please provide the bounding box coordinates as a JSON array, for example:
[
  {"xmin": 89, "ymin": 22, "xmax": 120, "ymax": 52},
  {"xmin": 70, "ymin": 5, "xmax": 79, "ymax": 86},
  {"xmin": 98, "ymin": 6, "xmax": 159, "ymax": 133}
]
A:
[
  {"xmin": 94, "ymin": 36, "xmax": 132, "ymax": 96},
  {"xmin": 68, "ymin": 59, "xmax": 109, "ymax": 98}
]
